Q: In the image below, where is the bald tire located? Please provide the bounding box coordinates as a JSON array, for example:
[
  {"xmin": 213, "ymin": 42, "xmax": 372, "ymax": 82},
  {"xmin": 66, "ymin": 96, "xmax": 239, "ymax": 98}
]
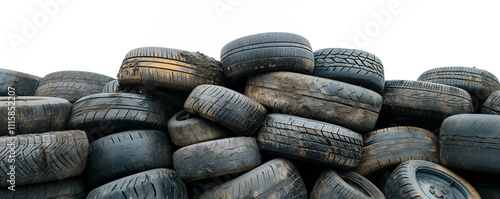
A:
[
  {"xmin": 0, "ymin": 68, "xmax": 40, "ymax": 96},
  {"xmin": 310, "ymin": 170, "xmax": 385, "ymax": 199}
]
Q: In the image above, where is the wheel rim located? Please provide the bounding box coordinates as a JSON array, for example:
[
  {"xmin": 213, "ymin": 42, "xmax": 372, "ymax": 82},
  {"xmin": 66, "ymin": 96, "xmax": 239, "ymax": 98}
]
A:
[{"xmin": 416, "ymin": 168, "xmax": 470, "ymax": 199}]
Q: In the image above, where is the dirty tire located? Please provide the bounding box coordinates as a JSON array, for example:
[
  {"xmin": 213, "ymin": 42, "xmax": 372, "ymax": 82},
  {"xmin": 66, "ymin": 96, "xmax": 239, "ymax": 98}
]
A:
[
  {"xmin": 383, "ymin": 160, "xmax": 480, "ymax": 199},
  {"xmin": 167, "ymin": 110, "xmax": 232, "ymax": 147},
  {"xmin": 257, "ymin": 114, "xmax": 363, "ymax": 169},
  {"xmin": 173, "ymin": 137, "xmax": 261, "ymax": 182},
  {"xmin": 34, "ymin": 71, "xmax": 114, "ymax": 103},
  {"xmin": 245, "ymin": 72, "xmax": 382, "ymax": 132},
  {"xmin": 481, "ymin": 90, "xmax": 500, "ymax": 115},
  {"xmin": 102, "ymin": 79, "xmax": 119, "ymax": 93},
  {"xmin": 119, "ymin": 85, "xmax": 190, "ymax": 111},
  {"xmin": 86, "ymin": 168, "xmax": 187, "ymax": 199},
  {"xmin": 220, "ymin": 32, "xmax": 315, "ymax": 81},
  {"xmin": 0, "ymin": 96, "xmax": 71, "ymax": 135},
  {"xmin": 118, "ymin": 47, "xmax": 226, "ymax": 92},
  {"xmin": 198, "ymin": 158, "xmax": 307, "ymax": 199},
  {"xmin": 440, "ymin": 114, "xmax": 500, "ymax": 174},
  {"xmin": 0, "ymin": 177, "xmax": 85, "ymax": 198},
  {"xmin": 310, "ymin": 169, "xmax": 385, "ymax": 199},
  {"xmin": 313, "ymin": 48, "xmax": 384, "ymax": 93},
  {"xmin": 0, "ymin": 68, "xmax": 40, "ymax": 96},
  {"xmin": 67, "ymin": 93, "xmax": 174, "ymax": 142},
  {"xmin": 354, "ymin": 126, "xmax": 439, "ymax": 176},
  {"xmin": 85, "ymin": 130, "xmax": 173, "ymax": 188},
  {"xmin": 184, "ymin": 84, "xmax": 267, "ymax": 136},
  {"xmin": 0, "ymin": 130, "xmax": 89, "ymax": 187}
]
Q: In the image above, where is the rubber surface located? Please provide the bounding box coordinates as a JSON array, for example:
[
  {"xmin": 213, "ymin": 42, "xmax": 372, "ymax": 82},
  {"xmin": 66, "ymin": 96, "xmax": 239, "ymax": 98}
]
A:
[
  {"xmin": 481, "ymin": 90, "xmax": 500, "ymax": 114},
  {"xmin": 0, "ymin": 177, "xmax": 85, "ymax": 199},
  {"xmin": 101, "ymin": 79, "xmax": 119, "ymax": 93},
  {"xmin": 310, "ymin": 169, "xmax": 385, "ymax": 199},
  {"xmin": 0, "ymin": 68, "xmax": 40, "ymax": 96}
]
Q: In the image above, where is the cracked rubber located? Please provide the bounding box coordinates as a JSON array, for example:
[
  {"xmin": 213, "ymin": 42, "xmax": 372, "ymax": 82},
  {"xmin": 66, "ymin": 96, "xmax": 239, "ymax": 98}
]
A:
[
  {"xmin": 101, "ymin": 79, "xmax": 118, "ymax": 93},
  {"xmin": 0, "ymin": 68, "xmax": 40, "ymax": 96},
  {"xmin": 481, "ymin": 90, "xmax": 500, "ymax": 115},
  {"xmin": 0, "ymin": 177, "xmax": 85, "ymax": 198},
  {"xmin": 310, "ymin": 169, "xmax": 385, "ymax": 199}
]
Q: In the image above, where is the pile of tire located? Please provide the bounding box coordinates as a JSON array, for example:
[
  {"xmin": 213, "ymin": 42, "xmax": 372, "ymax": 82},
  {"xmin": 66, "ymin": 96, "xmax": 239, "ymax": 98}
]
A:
[{"xmin": 0, "ymin": 32, "xmax": 498, "ymax": 199}]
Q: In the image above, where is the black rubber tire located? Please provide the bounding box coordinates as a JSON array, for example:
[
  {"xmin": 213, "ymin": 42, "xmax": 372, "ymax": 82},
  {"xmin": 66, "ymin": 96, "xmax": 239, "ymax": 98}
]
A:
[
  {"xmin": 167, "ymin": 110, "xmax": 232, "ymax": 147},
  {"xmin": 220, "ymin": 32, "xmax": 315, "ymax": 81},
  {"xmin": 184, "ymin": 84, "xmax": 267, "ymax": 136},
  {"xmin": 101, "ymin": 79, "xmax": 119, "ymax": 93},
  {"xmin": 118, "ymin": 47, "xmax": 226, "ymax": 92},
  {"xmin": 0, "ymin": 177, "xmax": 85, "ymax": 198},
  {"xmin": 0, "ymin": 96, "xmax": 71, "ymax": 135},
  {"xmin": 383, "ymin": 160, "xmax": 480, "ymax": 199},
  {"xmin": 197, "ymin": 158, "xmax": 307, "ymax": 199},
  {"xmin": 418, "ymin": 66, "xmax": 500, "ymax": 112},
  {"xmin": 354, "ymin": 126, "xmax": 439, "ymax": 176},
  {"xmin": 313, "ymin": 48, "xmax": 385, "ymax": 93},
  {"xmin": 245, "ymin": 71, "xmax": 382, "ymax": 132},
  {"xmin": 0, "ymin": 68, "xmax": 40, "ymax": 96},
  {"xmin": 173, "ymin": 137, "xmax": 261, "ymax": 182},
  {"xmin": 34, "ymin": 71, "xmax": 114, "ymax": 103},
  {"xmin": 310, "ymin": 169, "xmax": 385, "ymax": 199},
  {"xmin": 481, "ymin": 90, "xmax": 500, "ymax": 115},
  {"xmin": 86, "ymin": 168, "xmax": 187, "ymax": 199},
  {"xmin": 440, "ymin": 114, "xmax": 500, "ymax": 174},
  {"xmin": 0, "ymin": 130, "xmax": 89, "ymax": 187},
  {"xmin": 257, "ymin": 113, "xmax": 363, "ymax": 169},
  {"xmin": 118, "ymin": 85, "xmax": 190, "ymax": 111},
  {"xmin": 85, "ymin": 130, "xmax": 173, "ymax": 188},
  {"xmin": 67, "ymin": 93, "xmax": 175, "ymax": 142}
]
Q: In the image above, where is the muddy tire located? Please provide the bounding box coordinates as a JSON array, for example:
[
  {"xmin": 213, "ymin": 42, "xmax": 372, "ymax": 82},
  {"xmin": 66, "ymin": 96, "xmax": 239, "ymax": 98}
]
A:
[
  {"xmin": 257, "ymin": 114, "xmax": 363, "ymax": 169},
  {"xmin": 440, "ymin": 114, "xmax": 500, "ymax": 174},
  {"xmin": 173, "ymin": 137, "xmax": 261, "ymax": 182},
  {"xmin": 245, "ymin": 71, "xmax": 382, "ymax": 132},
  {"xmin": 383, "ymin": 160, "xmax": 480, "ymax": 199},
  {"xmin": 184, "ymin": 85, "xmax": 267, "ymax": 136},
  {"xmin": 354, "ymin": 126, "xmax": 439, "ymax": 176},
  {"xmin": 87, "ymin": 168, "xmax": 187, "ymax": 199},
  {"xmin": 102, "ymin": 79, "xmax": 119, "ymax": 93},
  {"xmin": 313, "ymin": 48, "xmax": 384, "ymax": 93},
  {"xmin": 481, "ymin": 90, "xmax": 500, "ymax": 115},
  {"xmin": 0, "ymin": 96, "xmax": 71, "ymax": 135},
  {"xmin": 34, "ymin": 71, "xmax": 114, "ymax": 103},
  {"xmin": 198, "ymin": 158, "xmax": 307, "ymax": 199},
  {"xmin": 0, "ymin": 68, "xmax": 40, "ymax": 96},
  {"xmin": 310, "ymin": 170, "xmax": 384, "ymax": 199},
  {"xmin": 167, "ymin": 110, "xmax": 232, "ymax": 147},
  {"xmin": 0, "ymin": 130, "xmax": 89, "ymax": 187},
  {"xmin": 0, "ymin": 177, "xmax": 85, "ymax": 198},
  {"xmin": 220, "ymin": 32, "xmax": 314, "ymax": 81}
]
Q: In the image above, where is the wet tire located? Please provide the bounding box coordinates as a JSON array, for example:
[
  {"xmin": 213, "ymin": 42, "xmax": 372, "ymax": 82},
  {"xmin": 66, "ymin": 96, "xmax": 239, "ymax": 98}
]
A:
[
  {"xmin": 0, "ymin": 177, "xmax": 85, "ymax": 199},
  {"xmin": 481, "ymin": 90, "xmax": 500, "ymax": 115},
  {"xmin": 0, "ymin": 68, "xmax": 40, "ymax": 96},
  {"xmin": 102, "ymin": 79, "xmax": 118, "ymax": 93},
  {"xmin": 310, "ymin": 169, "xmax": 385, "ymax": 199}
]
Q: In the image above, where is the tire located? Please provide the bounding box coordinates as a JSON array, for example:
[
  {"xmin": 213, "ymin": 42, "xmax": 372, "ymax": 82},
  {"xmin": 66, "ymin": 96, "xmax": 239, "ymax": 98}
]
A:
[
  {"xmin": 85, "ymin": 130, "xmax": 173, "ymax": 188},
  {"xmin": 119, "ymin": 85, "xmax": 190, "ymax": 111},
  {"xmin": 0, "ymin": 68, "xmax": 40, "ymax": 96},
  {"xmin": 184, "ymin": 84, "xmax": 267, "ymax": 136},
  {"xmin": 167, "ymin": 110, "xmax": 232, "ymax": 147},
  {"xmin": 354, "ymin": 126, "xmax": 439, "ymax": 176},
  {"xmin": 481, "ymin": 90, "xmax": 500, "ymax": 114},
  {"xmin": 0, "ymin": 130, "xmax": 89, "ymax": 187},
  {"xmin": 173, "ymin": 137, "xmax": 261, "ymax": 182},
  {"xmin": 118, "ymin": 47, "xmax": 226, "ymax": 92},
  {"xmin": 0, "ymin": 96, "xmax": 71, "ymax": 135},
  {"xmin": 86, "ymin": 168, "xmax": 187, "ymax": 199},
  {"xmin": 198, "ymin": 158, "xmax": 307, "ymax": 199},
  {"xmin": 310, "ymin": 169, "xmax": 385, "ymax": 199},
  {"xmin": 34, "ymin": 71, "xmax": 114, "ymax": 103},
  {"xmin": 313, "ymin": 48, "xmax": 384, "ymax": 93},
  {"xmin": 383, "ymin": 160, "xmax": 480, "ymax": 199},
  {"xmin": 67, "ymin": 93, "xmax": 175, "ymax": 142},
  {"xmin": 102, "ymin": 79, "xmax": 119, "ymax": 93},
  {"xmin": 0, "ymin": 177, "xmax": 85, "ymax": 198},
  {"xmin": 440, "ymin": 114, "xmax": 500, "ymax": 174},
  {"xmin": 257, "ymin": 114, "xmax": 363, "ymax": 169},
  {"xmin": 220, "ymin": 32, "xmax": 315, "ymax": 81},
  {"xmin": 245, "ymin": 71, "xmax": 382, "ymax": 132}
]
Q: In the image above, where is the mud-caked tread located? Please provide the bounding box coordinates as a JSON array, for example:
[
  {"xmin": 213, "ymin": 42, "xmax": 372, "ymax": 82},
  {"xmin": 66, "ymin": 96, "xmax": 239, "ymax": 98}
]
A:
[
  {"xmin": 0, "ymin": 68, "xmax": 41, "ymax": 96},
  {"xmin": 481, "ymin": 90, "xmax": 500, "ymax": 114},
  {"xmin": 257, "ymin": 114, "xmax": 363, "ymax": 169},
  {"xmin": 0, "ymin": 177, "xmax": 85, "ymax": 198},
  {"xmin": 0, "ymin": 130, "xmax": 89, "ymax": 187},
  {"xmin": 86, "ymin": 168, "xmax": 187, "ymax": 199},
  {"xmin": 310, "ymin": 169, "xmax": 385, "ymax": 199},
  {"xmin": 101, "ymin": 79, "xmax": 119, "ymax": 93},
  {"xmin": 313, "ymin": 48, "xmax": 385, "ymax": 93},
  {"xmin": 184, "ymin": 84, "xmax": 267, "ymax": 136},
  {"xmin": 245, "ymin": 71, "xmax": 382, "ymax": 132}
]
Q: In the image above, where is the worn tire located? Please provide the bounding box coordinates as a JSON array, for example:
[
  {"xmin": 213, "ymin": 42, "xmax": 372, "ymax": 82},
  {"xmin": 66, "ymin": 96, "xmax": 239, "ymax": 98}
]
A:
[
  {"xmin": 257, "ymin": 114, "xmax": 363, "ymax": 169},
  {"xmin": 34, "ymin": 71, "xmax": 114, "ymax": 103},
  {"xmin": 102, "ymin": 79, "xmax": 119, "ymax": 93},
  {"xmin": 173, "ymin": 137, "xmax": 261, "ymax": 182},
  {"xmin": 0, "ymin": 96, "xmax": 71, "ymax": 135},
  {"xmin": 355, "ymin": 126, "xmax": 439, "ymax": 176},
  {"xmin": 384, "ymin": 160, "xmax": 480, "ymax": 199},
  {"xmin": 220, "ymin": 32, "xmax": 314, "ymax": 81},
  {"xmin": 87, "ymin": 168, "xmax": 187, "ymax": 199},
  {"xmin": 310, "ymin": 169, "xmax": 385, "ymax": 199},
  {"xmin": 245, "ymin": 71, "xmax": 382, "ymax": 132},
  {"xmin": 0, "ymin": 130, "xmax": 89, "ymax": 187},
  {"xmin": 184, "ymin": 84, "xmax": 267, "ymax": 136},
  {"xmin": 481, "ymin": 90, "xmax": 500, "ymax": 114},
  {"xmin": 167, "ymin": 110, "xmax": 231, "ymax": 147},
  {"xmin": 313, "ymin": 48, "xmax": 384, "ymax": 93},
  {"xmin": 0, "ymin": 68, "xmax": 40, "ymax": 96},
  {"xmin": 198, "ymin": 158, "xmax": 307, "ymax": 199},
  {"xmin": 0, "ymin": 177, "xmax": 85, "ymax": 198},
  {"xmin": 440, "ymin": 114, "xmax": 500, "ymax": 174}
]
